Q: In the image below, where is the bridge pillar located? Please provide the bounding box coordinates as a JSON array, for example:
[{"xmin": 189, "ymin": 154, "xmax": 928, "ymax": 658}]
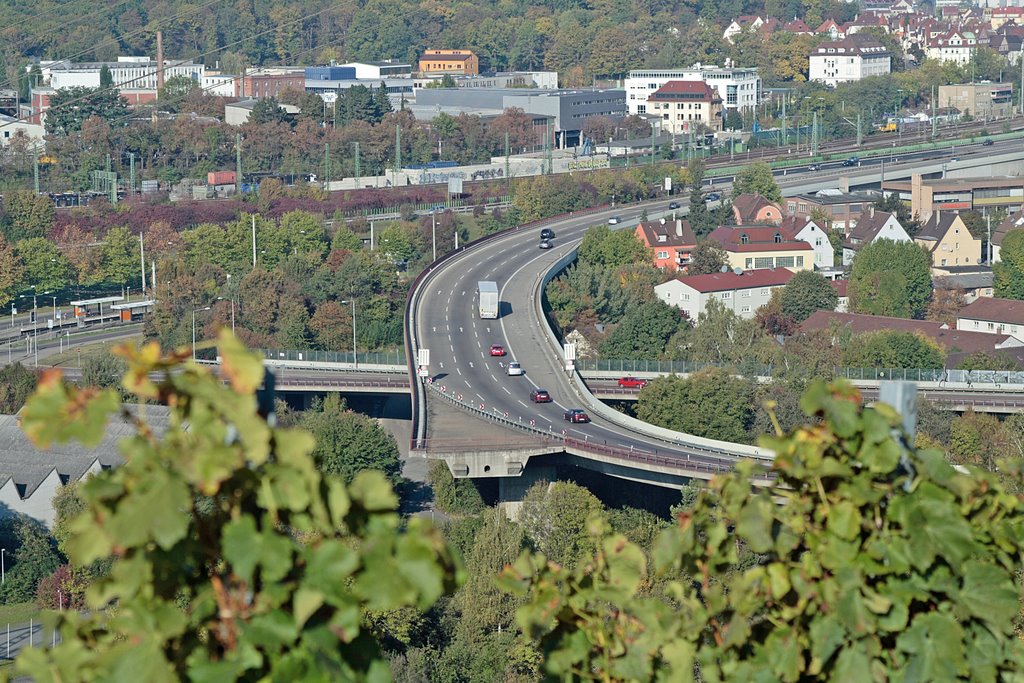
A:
[{"xmin": 497, "ymin": 465, "xmax": 557, "ymax": 520}]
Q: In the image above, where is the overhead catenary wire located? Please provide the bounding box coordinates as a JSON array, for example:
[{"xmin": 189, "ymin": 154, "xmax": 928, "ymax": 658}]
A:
[
  {"xmin": 0, "ymin": 0, "xmax": 225, "ymax": 96},
  {"xmin": 1, "ymin": 0, "xmax": 352, "ymax": 131}
]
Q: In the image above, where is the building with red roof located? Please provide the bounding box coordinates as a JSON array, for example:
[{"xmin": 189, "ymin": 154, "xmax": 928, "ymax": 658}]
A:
[
  {"xmin": 646, "ymin": 80, "xmax": 723, "ymax": 135},
  {"xmin": 655, "ymin": 268, "xmax": 794, "ymax": 323},
  {"xmin": 707, "ymin": 225, "xmax": 815, "ymax": 272},
  {"xmin": 634, "ymin": 218, "xmax": 698, "ymax": 272}
]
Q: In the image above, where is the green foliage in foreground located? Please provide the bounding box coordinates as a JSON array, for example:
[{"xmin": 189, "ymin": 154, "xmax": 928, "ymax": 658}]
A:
[
  {"xmin": 500, "ymin": 381, "xmax": 1024, "ymax": 681},
  {"xmin": 11, "ymin": 333, "xmax": 461, "ymax": 682}
]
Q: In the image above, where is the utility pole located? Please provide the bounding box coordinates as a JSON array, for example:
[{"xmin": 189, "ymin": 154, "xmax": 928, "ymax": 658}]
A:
[
  {"xmin": 129, "ymin": 152, "xmax": 136, "ymax": 193},
  {"xmin": 139, "ymin": 232, "xmax": 146, "ymax": 294},
  {"xmin": 544, "ymin": 121, "xmax": 552, "ymax": 174},
  {"xmin": 987, "ymin": 213, "xmax": 992, "ymax": 264},
  {"xmin": 812, "ymin": 111, "xmax": 819, "ymax": 156},
  {"xmin": 650, "ymin": 121, "xmax": 656, "ymax": 164},
  {"xmin": 106, "ymin": 153, "xmax": 111, "ymax": 172},
  {"xmin": 251, "ymin": 214, "xmax": 257, "ymax": 269},
  {"xmin": 235, "ymin": 134, "xmax": 242, "ymax": 194},
  {"xmin": 33, "ymin": 146, "xmax": 39, "ymax": 195},
  {"xmin": 504, "ymin": 131, "xmax": 510, "ymax": 192},
  {"xmin": 324, "ymin": 142, "xmax": 331, "ymax": 188},
  {"xmin": 394, "ymin": 124, "xmax": 401, "ymax": 172},
  {"xmin": 781, "ymin": 96, "xmax": 787, "ymax": 146},
  {"xmin": 857, "ymin": 112, "xmax": 862, "ymax": 147},
  {"xmin": 353, "ymin": 141, "xmax": 361, "ymax": 187},
  {"xmin": 931, "ymin": 85, "xmax": 937, "ymax": 138}
]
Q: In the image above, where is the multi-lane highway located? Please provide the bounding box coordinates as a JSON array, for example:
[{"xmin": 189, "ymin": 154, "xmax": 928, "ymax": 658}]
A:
[{"xmin": 406, "ymin": 137, "xmax": 1024, "ymax": 485}]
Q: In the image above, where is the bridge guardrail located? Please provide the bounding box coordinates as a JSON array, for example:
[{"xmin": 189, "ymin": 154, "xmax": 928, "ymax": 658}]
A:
[{"xmin": 425, "ymin": 382, "xmax": 772, "ymax": 477}]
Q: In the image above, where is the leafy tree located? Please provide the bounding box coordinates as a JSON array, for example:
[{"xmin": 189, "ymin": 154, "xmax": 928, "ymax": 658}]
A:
[
  {"xmin": 248, "ymin": 97, "xmax": 289, "ymax": 125},
  {"xmin": 0, "ymin": 516, "xmax": 62, "ymax": 604},
  {"xmin": 779, "ymin": 270, "xmax": 838, "ymax": 323},
  {"xmin": 44, "ymin": 86, "xmax": 129, "ymax": 136},
  {"xmin": 80, "ymin": 353, "xmax": 128, "ymax": 392},
  {"xmin": 577, "ymin": 224, "xmax": 648, "ymax": 268},
  {"xmin": 956, "ymin": 351, "xmax": 1020, "ymax": 371},
  {"xmin": 0, "ymin": 363, "xmax": 37, "ymax": 414},
  {"xmin": 302, "ymin": 394, "xmax": 402, "ymax": 484},
  {"xmin": 14, "ymin": 237, "xmax": 74, "ymax": 292},
  {"xmin": 688, "ymin": 239, "xmax": 728, "ymax": 275},
  {"xmin": 518, "ymin": 481, "xmax": 604, "ymax": 568},
  {"xmin": 454, "ymin": 508, "xmax": 525, "ymax": 635},
  {"xmin": 873, "ymin": 193, "xmax": 921, "ymax": 237},
  {"xmin": 427, "ymin": 460, "xmax": 485, "ymax": 516},
  {"xmin": 635, "ymin": 368, "xmax": 755, "ymax": 443},
  {"xmin": 13, "ymin": 333, "xmax": 460, "ymax": 680},
  {"xmin": 0, "ymin": 234, "xmax": 24, "ymax": 307},
  {"xmin": 99, "ymin": 226, "xmax": 138, "ymax": 285},
  {"xmin": 842, "ymin": 330, "xmax": 946, "ymax": 369},
  {"xmin": 99, "ymin": 65, "xmax": 112, "ymax": 88},
  {"xmin": 927, "ymin": 284, "xmax": 966, "ymax": 327},
  {"xmin": 731, "ymin": 161, "xmax": 781, "ymax": 203},
  {"xmin": 0, "ymin": 190, "xmax": 56, "ymax": 242},
  {"xmin": 599, "ymin": 300, "xmax": 683, "ymax": 359},
  {"xmin": 994, "ymin": 230, "xmax": 1024, "ymax": 300},
  {"xmin": 331, "ymin": 224, "xmax": 363, "ymax": 253},
  {"xmin": 157, "ymin": 75, "xmax": 200, "ymax": 112},
  {"xmin": 501, "ymin": 380, "xmax": 1024, "ymax": 681},
  {"xmin": 849, "ymin": 239, "xmax": 932, "ymax": 318}
]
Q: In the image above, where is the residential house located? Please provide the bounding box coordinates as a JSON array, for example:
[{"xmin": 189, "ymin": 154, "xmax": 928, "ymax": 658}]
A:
[
  {"xmin": 787, "ymin": 189, "xmax": 881, "ymax": 233},
  {"xmin": 800, "ymin": 310, "xmax": 1024, "ymax": 367},
  {"xmin": 816, "ymin": 19, "xmax": 847, "ymax": 39},
  {"xmin": 831, "ymin": 280, "xmax": 849, "ymax": 312},
  {"xmin": 723, "ymin": 15, "xmax": 766, "ymax": 42},
  {"xmin": 809, "ymin": 37, "xmax": 892, "ymax": 86},
  {"xmin": 915, "ymin": 211, "xmax": 982, "ymax": 270},
  {"xmin": 707, "ymin": 225, "xmax": 815, "ymax": 272},
  {"xmin": 925, "ymin": 30, "xmax": 977, "ymax": 64},
  {"xmin": 731, "ymin": 193, "xmax": 783, "ymax": 224},
  {"xmin": 933, "ymin": 268, "xmax": 993, "ymax": 304},
  {"xmin": 842, "ymin": 207, "xmax": 912, "ymax": 265},
  {"xmin": 780, "ymin": 215, "xmax": 835, "ymax": 269},
  {"xmin": 624, "ymin": 65, "xmax": 761, "ymax": 115},
  {"xmin": 957, "ymin": 297, "xmax": 1024, "ymax": 342},
  {"xmin": 992, "ymin": 211, "xmax": 1024, "ymax": 263},
  {"xmin": 634, "ymin": 218, "xmax": 698, "ymax": 271},
  {"xmin": 646, "ymin": 81, "xmax": 723, "ymax": 135},
  {"xmin": 418, "ymin": 50, "xmax": 479, "ymax": 76},
  {"xmin": 0, "ymin": 114, "xmax": 44, "ymax": 146},
  {"xmin": 655, "ymin": 268, "xmax": 794, "ymax": 322}
]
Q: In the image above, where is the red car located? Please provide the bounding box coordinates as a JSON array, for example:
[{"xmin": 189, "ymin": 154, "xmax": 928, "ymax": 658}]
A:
[
  {"xmin": 564, "ymin": 409, "xmax": 590, "ymax": 423},
  {"xmin": 618, "ymin": 377, "xmax": 648, "ymax": 388},
  {"xmin": 489, "ymin": 344, "xmax": 506, "ymax": 357},
  {"xmin": 530, "ymin": 389, "xmax": 551, "ymax": 403}
]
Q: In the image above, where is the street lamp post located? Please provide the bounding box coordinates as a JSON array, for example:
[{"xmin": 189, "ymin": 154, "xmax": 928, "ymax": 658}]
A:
[
  {"xmin": 341, "ymin": 299, "xmax": 357, "ymax": 369},
  {"xmin": 216, "ymin": 297, "xmax": 236, "ymax": 333},
  {"xmin": 1, "ymin": 548, "xmax": 5, "ymax": 584},
  {"xmin": 431, "ymin": 210, "xmax": 437, "ymax": 262},
  {"xmin": 192, "ymin": 306, "xmax": 210, "ymax": 361}
]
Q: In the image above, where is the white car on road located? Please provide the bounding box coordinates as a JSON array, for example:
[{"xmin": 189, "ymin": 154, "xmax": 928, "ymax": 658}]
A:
[{"xmin": 507, "ymin": 361, "xmax": 524, "ymax": 376}]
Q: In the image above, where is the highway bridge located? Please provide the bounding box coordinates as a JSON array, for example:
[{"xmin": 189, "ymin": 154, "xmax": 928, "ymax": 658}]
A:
[{"xmin": 401, "ymin": 137, "xmax": 1024, "ymax": 500}]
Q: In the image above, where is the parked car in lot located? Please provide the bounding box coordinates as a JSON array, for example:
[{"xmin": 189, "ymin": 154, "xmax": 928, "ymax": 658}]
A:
[
  {"xmin": 668, "ymin": 201, "xmax": 681, "ymax": 209},
  {"xmin": 607, "ymin": 216, "xmax": 621, "ymax": 225},
  {"xmin": 705, "ymin": 192, "xmax": 721, "ymax": 203},
  {"xmin": 539, "ymin": 239, "xmax": 552, "ymax": 249},
  {"xmin": 563, "ymin": 408, "xmax": 590, "ymax": 423},
  {"xmin": 530, "ymin": 388, "xmax": 551, "ymax": 403},
  {"xmin": 489, "ymin": 344, "xmax": 506, "ymax": 357},
  {"xmin": 617, "ymin": 377, "xmax": 648, "ymax": 388},
  {"xmin": 507, "ymin": 361, "xmax": 523, "ymax": 376},
  {"xmin": 540, "ymin": 228, "xmax": 555, "ymax": 239}
]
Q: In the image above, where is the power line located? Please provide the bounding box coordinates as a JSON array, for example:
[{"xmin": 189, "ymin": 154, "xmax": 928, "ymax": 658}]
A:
[
  {"xmin": 3, "ymin": 0, "xmax": 134, "ymax": 32},
  {"xmin": 0, "ymin": 0, "xmax": 224, "ymax": 97},
  {"xmin": 1, "ymin": 0, "xmax": 351, "ymax": 131}
]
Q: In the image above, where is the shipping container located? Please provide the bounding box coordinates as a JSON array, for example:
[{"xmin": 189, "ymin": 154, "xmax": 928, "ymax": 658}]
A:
[{"xmin": 207, "ymin": 171, "xmax": 237, "ymax": 186}]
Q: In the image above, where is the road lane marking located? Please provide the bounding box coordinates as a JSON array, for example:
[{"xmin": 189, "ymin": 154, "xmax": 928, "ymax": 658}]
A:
[
  {"xmin": 456, "ymin": 367, "xmax": 462, "ymax": 375},
  {"xmin": 502, "ymin": 387, "xmax": 511, "ymax": 394}
]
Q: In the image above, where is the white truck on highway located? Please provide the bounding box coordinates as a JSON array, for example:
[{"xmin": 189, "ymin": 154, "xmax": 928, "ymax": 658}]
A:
[{"xmin": 478, "ymin": 281, "xmax": 499, "ymax": 319}]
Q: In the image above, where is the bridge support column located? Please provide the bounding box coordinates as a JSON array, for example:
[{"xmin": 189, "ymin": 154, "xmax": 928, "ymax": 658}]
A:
[{"xmin": 497, "ymin": 465, "xmax": 557, "ymax": 520}]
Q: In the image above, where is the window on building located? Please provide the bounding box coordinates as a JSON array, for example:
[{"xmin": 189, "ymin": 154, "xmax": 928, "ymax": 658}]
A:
[
  {"xmin": 721, "ymin": 292, "xmax": 731, "ymax": 299},
  {"xmin": 745, "ymin": 258, "xmax": 753, "ymax": 268},
  {"xmin": 774, "ymin": 233, "xmax": 783, "ymax": 243},
  {"xmin": 657, "ymin": 251, "xmax": 669, "ymax": 258},
  {"xmin": 740, "ymin": 306, "xmax": 751, "ymax": 313},
  {"xmin": 740, "ymin": 233, "xmax": 749, "ymax": 244},
  {"xmin": 754, "ymin": 257, "xmax": 773, "ymax": 269},
  {"xmin": 741, "ymin": 290, "xmax": 751, "ymax": 297},
  {"xmin": 796, "ymin": 256, "xmax": 804, "ymax": 267},
  {"xmin": 776, "ymin": 256, "xmax": 795, "ymax": 268}
]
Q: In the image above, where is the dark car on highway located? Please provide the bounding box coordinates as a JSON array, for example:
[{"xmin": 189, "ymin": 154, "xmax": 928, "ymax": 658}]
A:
[
  {"xmin": 705, "ymin": 192, "xmax": 721, "ymax": 203},
  {"xmin": 668, "ymin": 201, "xmax": 681, "ymax": 209},
  {"xmin": 530, "ymin": 388, "xmax": 552, "ymax": 403},
  {"xmin": 563, "ymin": 409, "xmax": 590, "ymax": 423},
  {"xmin": 983, "ymin": 139, "xmax": 994, "ymax": 146},
  {"xmin": 541, "ymin": 228, "xmax": 555, "ymax": 239},
  {"xmin": 842, "ymin": 156, "xmax": 860, "ymax": 167}
]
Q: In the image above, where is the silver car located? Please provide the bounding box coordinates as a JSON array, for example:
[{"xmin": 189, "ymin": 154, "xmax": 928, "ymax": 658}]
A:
[{"xmin": 507, "ymin": 361, "xmax": 524, "ymax": 376}]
